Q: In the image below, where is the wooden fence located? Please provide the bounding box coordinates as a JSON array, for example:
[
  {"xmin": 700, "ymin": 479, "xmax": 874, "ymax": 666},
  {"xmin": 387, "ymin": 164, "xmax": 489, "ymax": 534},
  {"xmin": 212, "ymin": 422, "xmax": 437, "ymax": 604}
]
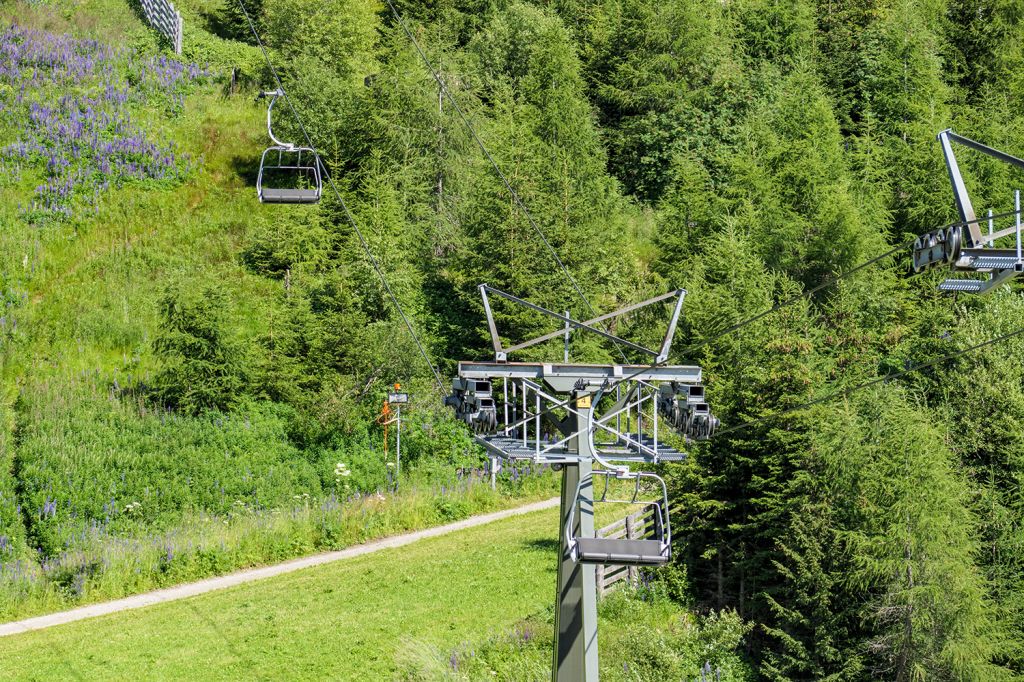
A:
[
  {"xmin": 595, "ymin": 503, "xmax": 679, "ymax": 596},
  {"xmin": 140, "ymin": 0, "xmax": 183, "ymax": 54}
]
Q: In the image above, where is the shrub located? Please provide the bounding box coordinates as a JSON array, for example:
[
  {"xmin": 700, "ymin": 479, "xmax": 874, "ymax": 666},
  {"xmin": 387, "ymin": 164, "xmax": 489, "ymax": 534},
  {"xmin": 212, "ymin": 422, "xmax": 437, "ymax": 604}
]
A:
[{"xmin": 153, "ymin": 277, "xmax": 251, "ymax": 414}]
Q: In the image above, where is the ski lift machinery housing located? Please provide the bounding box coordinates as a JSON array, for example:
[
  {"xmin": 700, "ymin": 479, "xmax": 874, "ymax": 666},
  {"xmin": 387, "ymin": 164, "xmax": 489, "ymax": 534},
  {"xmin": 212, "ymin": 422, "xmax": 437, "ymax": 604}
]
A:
[{"xmin": 444, "ymin": 284, "xmax": 718, "ymax": 682}]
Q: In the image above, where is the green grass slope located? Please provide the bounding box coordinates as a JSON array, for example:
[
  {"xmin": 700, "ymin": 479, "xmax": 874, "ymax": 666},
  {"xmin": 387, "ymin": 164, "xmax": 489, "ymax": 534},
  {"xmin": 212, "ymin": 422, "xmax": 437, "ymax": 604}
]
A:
[
  {"xmin": 0, "ymin": 0, "xmax": 535, "ymax": 619},
  {"xmin": 0, "ymin": 506, "xmax": 558, "ymax": 680},
  {"xmin": 0, "ymin": 506, "xmax": 750, "ymax": 681}
]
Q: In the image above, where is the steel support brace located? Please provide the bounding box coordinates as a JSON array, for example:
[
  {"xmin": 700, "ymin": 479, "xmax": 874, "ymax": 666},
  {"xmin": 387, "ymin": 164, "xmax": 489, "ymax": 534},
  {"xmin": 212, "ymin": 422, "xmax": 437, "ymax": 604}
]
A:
[
  {"xmin": 553, "ymin": 400, "xmax": 599, "ymax": 681},
  {"xmin": 939, "ymin": 129, "xmax": 981, "ymax": 246}
]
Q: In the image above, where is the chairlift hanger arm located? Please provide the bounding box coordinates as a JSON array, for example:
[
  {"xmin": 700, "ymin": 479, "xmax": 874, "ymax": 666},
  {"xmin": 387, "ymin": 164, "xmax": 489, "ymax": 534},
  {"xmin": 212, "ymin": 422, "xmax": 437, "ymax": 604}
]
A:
[
  {"xmin": 262, "ymin": 90, "xmax": 295, "ymax": 150},
  {"xmin": 501, "ymin": 290, "xmax": 685, "ymax": 357},
  {"xmin": 943, "ymin": 130, "xmax": 1024, "ymax": 172}
]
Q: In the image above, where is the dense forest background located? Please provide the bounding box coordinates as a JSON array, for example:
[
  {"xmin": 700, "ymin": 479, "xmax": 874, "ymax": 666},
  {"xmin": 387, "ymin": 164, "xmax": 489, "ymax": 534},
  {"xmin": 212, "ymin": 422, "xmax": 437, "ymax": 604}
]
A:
[{"xmin": 4, "ymin": 0, "xmax": 1024, "ymax": 678}]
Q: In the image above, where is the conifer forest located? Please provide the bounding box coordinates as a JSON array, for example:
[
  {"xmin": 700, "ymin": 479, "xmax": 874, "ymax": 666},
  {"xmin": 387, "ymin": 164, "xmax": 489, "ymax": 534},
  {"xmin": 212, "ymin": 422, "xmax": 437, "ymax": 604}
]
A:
[{"xmin": 3, "ymin": 0, "xmax": 1024, "ymax": 679}]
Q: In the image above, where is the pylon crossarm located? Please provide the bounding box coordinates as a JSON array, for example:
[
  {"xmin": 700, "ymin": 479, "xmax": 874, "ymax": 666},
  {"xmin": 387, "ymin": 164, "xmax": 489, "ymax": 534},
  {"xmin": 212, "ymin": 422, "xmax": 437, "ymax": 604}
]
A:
[
  {"xmin": 509, "ymin": 379, "xmax": 583, "ymax": 456},
  {"xmin": 913, "ymin": 130, "xmax": 1024, "ymax": 294},
  {"xmin": 479, "ymin": 285, "xmax": 686, "ymax": 362},
  {"xmin": 501, "ymin": 290, "xmax": 684, "ymax": 356},
  {"xmin": 496, "ymin": 378, "xmax": 652, "ymax": 463},
  {"xmin": 456, "ymin": 361, "xmax": 703, "ymax": 383},
  {"xmin": 455, "ymin": 369, "xmax": 703, "ymax": 464},
  {"xmin": 589, "ymin": 382, "xmax": 664, "ymax": 463}
]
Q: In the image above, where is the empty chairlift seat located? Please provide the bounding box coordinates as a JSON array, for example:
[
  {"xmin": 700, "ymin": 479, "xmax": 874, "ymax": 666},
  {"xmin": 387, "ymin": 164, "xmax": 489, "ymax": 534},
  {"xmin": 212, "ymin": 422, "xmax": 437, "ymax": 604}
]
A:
[
  {"xmin": 566, "ymin": 470, "xmax": 672, "ymax": 567},
  {"xmin": 574, "ymin": 532, "xmax": 669, "ymax": 566},
  {"xmin": 255, "ymin": 90, "xmax": 323, "ymax": 205}
]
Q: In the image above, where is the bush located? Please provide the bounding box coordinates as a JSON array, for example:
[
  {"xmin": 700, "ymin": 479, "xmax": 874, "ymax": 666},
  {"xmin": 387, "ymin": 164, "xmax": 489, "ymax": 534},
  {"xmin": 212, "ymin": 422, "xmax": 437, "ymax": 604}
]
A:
[{"xmin": 153, "ymin": 276, "xmax": 251, "ymax": 414}]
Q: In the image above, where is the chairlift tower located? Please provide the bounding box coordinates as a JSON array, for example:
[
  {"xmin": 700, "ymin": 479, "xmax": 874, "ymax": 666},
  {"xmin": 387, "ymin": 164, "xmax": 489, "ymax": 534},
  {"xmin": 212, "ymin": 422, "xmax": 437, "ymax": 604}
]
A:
[
  {"xmin": 444, "ymin": 285, "xmax": 718, "ymax": 681},
  {"xmin": 912, "ymin": 130, "xmax": 1024, "ymax": 293}
]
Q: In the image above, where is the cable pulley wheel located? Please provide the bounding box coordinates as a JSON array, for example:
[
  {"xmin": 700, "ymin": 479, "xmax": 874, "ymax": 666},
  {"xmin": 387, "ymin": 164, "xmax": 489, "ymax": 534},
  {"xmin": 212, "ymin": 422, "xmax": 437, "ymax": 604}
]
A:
[
  {"xmin": 943, "ymin": 225, "xmax": 961, "ymax": 264},
  {"xmin": 912, "ymin": 237, "xmax": 926, "ymax": 273}
]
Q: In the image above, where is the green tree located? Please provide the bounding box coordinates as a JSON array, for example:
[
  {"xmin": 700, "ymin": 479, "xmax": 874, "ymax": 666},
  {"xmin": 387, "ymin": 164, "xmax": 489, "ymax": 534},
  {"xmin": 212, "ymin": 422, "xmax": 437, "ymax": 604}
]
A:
[
  {"xmin": 833, "ymin": 393, "xmax": 1008, "ymax": 680},
  {"xmin": 153, "ymin": 279, "xmax": 249, "ymax": 415}
]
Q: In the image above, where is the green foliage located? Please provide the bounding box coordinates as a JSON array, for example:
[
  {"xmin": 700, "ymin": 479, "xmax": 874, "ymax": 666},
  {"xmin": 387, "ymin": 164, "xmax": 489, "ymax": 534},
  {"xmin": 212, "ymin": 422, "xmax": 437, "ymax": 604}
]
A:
[
  {"xmin": 6, "ymin": 0, "xmax": 1024, "ymax": 678},
  {"xmin": 264, "ymin": 0, "xmax": 379, "ymax": 80},
  {"xmin": 823, "ymin": 392, "xmax": 1008, "ymax": 680},
  {"xmin": 153, "ymin": 277, "xmax": 250, "ymax": 414},
  {"xmin": 15, "ymin": 380, "xmax": 319, "ymax": 555},
  {"xmin": 214, "ymin": 0, "xmax": 267, "ymax": 44},
  {"xmin": 402, "ymin": 589, "xmax": 753, "ymax": 681}
]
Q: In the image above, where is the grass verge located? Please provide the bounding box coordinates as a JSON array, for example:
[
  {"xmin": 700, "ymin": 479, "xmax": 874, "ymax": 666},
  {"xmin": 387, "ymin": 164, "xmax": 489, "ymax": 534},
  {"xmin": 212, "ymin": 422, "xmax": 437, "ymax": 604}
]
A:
[
  {"xmin": 0, "ymin": 469, "xmax": 558, "ymax": 622},
  {"xmin": 0, "ymin": 504, "xmax": 563, "ymax": 680}
]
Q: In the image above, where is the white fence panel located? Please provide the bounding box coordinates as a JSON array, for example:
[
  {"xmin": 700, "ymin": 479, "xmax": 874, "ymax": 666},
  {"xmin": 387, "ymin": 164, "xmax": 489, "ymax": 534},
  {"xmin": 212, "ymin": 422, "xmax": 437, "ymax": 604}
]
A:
[
  {"xmin": 140, "ymin": 0, "xmax": 183, "ymax": 54},
  {"xmin": 596, "ymin": 505, "xmax": 679, "ymax": 596}
]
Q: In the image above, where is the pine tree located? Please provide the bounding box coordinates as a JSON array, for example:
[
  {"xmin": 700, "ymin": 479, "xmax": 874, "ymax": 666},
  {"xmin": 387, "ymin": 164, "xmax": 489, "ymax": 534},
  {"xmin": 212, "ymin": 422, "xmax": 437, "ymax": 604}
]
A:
[
  {"xmin": 153, "ymin": 278, "xmax": 249, "ymax": 415},
  {"xmin": 839, "ymin": 392, "xmax": 1009, "ymax": 681}
]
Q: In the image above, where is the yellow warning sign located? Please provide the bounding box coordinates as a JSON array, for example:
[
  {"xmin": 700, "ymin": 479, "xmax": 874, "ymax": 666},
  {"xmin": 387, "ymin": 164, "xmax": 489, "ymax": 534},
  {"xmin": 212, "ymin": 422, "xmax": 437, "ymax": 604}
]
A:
[{"xmin": 576, "ymin": 395, "xmax": 592, "ymax": 408}]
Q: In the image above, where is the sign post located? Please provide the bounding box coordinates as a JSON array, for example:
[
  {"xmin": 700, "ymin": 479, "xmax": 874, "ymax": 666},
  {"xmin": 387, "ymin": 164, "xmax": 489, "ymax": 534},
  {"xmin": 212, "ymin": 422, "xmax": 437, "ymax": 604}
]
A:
[{"xmin": 386, "ymin": 385, "xmax": 409, "ymax": 484}]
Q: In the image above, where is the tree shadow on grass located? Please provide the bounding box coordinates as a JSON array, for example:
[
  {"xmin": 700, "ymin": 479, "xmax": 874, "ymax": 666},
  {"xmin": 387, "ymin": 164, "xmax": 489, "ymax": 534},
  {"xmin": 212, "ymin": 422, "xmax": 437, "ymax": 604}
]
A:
[
  {"xmin": 524, "ymin": 537, "xmax": 560, "ymax": 553},
  {"xmin": 229, "ymin": 154, "xmax": 259, "ymax": 187}
]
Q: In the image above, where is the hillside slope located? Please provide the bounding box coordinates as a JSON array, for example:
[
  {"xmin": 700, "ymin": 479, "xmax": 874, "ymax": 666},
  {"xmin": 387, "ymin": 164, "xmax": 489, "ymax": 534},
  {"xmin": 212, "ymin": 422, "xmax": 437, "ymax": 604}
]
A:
[
  {"xmin": 0, "ymin": 506, "xmax": 751, "ymax": 681},
  {"xmin": 3, "ymin": 0, "xmax": 1024, "ymax": 679}
]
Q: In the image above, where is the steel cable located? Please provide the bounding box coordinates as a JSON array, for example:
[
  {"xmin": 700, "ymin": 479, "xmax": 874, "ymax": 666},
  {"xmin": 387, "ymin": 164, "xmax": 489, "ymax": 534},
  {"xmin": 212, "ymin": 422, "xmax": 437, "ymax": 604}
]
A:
[
  {"xmin": 381, "ymin": 0, "xmax": 631, "ymax": 362},
  {"xmin": 236, "ymin": 0, "xmax": 447, "ymax": 394}
]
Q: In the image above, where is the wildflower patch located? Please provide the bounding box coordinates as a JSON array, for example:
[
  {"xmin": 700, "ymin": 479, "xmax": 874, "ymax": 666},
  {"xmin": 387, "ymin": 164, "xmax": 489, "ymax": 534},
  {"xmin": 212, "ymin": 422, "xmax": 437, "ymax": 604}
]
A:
[{"xmin": 0, "ymin": 25, "xmax": 210, "ymax": 223}]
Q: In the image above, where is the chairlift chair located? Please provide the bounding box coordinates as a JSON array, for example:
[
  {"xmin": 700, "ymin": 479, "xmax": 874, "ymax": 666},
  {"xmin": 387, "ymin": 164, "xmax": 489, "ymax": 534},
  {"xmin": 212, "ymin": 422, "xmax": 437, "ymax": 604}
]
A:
[
  {"xmin": 256, "ymin": 90, "xmax": 322, "ymax": 205},
  {"xmin": 565, "ymin": 469, "xmax": 671, "ymax": 566}
]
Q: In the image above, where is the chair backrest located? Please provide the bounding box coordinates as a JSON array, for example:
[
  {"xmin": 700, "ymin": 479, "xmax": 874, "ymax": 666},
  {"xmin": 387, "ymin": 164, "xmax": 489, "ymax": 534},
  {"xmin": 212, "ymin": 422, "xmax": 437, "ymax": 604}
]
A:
[{"xmin": 565, "ymin": 470, "xmax": 671, "ymax": 563}]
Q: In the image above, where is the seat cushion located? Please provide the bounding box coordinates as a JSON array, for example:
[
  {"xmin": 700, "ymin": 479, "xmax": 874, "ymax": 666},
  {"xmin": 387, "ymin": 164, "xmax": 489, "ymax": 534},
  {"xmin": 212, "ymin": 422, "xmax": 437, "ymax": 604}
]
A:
[
  {"xmin": 260, "ymin": 188, "xmax": 320, "ymax": 204},
  {"xmin": 575, "ymin": 538, "xmax": 669, "ymax": 565}
]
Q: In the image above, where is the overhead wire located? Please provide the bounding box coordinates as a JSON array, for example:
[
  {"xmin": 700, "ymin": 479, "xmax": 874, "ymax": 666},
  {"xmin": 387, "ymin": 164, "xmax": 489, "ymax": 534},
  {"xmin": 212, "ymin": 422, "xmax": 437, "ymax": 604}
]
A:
[
  {"xmin": 491, "ymin": 207, "xmax": 1024, "ymax": 435},
  {"xmin": 381, "ymin": 0, "xmax": 631, "ymax": 363},
  {"xmin": 235, "ymin": 0, "xmax": 447, "ymax": 395},
  {"xmin": 711, "ymin": 324, "xmax": 1024, "ymax": 439}
]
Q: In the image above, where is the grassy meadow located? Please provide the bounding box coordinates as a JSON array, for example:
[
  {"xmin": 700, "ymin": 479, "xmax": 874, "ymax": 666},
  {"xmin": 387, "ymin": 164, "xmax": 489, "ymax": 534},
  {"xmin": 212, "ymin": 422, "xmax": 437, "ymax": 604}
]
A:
[{"xmin": 0, "ymin": 506, "xmax": 751, "ymax": 681}]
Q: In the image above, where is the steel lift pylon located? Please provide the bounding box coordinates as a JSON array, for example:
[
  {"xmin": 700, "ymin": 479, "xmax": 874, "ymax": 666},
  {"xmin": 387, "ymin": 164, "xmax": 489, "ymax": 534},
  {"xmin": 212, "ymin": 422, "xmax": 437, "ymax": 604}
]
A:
[
  {"xmin": 912, "ymin": 129, "xmax": 1024, "ymax": 293},
  {"xmin": 445, "ymin": 285, "xmax": 718, "ymax": 681}
]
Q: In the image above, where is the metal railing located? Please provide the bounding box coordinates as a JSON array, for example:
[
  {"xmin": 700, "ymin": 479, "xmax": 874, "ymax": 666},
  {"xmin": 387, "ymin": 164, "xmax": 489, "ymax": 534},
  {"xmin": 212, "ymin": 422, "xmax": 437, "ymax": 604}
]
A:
[{"xmin": 140, "ymin": 0, "xmax": 183, "ymax": 54}]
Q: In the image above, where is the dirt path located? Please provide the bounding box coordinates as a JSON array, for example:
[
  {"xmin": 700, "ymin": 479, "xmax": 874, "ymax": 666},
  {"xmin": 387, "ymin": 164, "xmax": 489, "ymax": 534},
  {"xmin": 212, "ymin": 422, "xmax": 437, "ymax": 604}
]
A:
[{"xmin": 0, "ymin": 496, "xmax": 560, "ymax": 638}]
